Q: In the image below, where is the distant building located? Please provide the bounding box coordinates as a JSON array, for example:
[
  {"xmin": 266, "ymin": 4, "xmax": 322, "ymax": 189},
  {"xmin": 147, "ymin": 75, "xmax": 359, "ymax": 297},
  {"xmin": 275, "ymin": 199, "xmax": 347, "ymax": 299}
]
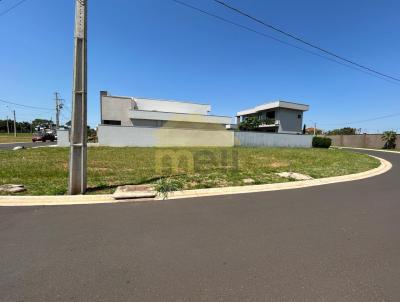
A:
[
  {"xmin": 236, "ymin": 100, "xmax": 309, "ymax": 134},
  {"xmin": 100, "ymin": 91, "xmax": 231, "ymax": 130}
]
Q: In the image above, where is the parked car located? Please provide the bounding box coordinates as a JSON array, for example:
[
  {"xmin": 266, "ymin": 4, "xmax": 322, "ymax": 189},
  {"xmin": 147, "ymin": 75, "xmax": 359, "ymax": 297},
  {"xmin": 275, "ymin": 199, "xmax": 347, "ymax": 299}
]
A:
[{"xmin": 32, "ymin": 132, "xmax": 56, "ymax": 142}]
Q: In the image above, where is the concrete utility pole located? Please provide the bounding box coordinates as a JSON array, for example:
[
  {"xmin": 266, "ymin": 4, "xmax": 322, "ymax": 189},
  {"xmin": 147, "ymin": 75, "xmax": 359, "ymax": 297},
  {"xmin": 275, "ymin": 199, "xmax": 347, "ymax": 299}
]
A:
[
  {"xmin": 68, "ymin": 0, "xmax": 88, "ymax": 195},
  {"xmin": 55, "ymin": 92, "xmax": 64, "ymax": 129},
  {"xmin": 13, "ymin": 110, "xmax": 16, "ymax": 137},
  {"xmin": 314, "ymin": 122, "xmax": 317, "ymax": 136},
  {"xmin": 6, "ymin": 115, "xmax": 9, "ymax": 134}
]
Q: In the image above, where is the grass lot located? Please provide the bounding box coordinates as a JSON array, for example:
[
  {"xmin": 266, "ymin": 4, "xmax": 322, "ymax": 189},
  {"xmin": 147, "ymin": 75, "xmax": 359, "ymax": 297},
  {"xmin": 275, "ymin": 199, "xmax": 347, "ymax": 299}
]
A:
[
  {"xmin": 0, "ymin": 147, "xmax": 380, "ymax": 196},
  {"xmin": 0, "ymin": 133, "xmax": 32, "ymax": 143}
]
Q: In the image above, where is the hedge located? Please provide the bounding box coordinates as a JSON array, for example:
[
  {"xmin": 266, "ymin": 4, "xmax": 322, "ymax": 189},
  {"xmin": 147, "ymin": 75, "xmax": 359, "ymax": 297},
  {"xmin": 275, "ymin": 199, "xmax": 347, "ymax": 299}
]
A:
[{"xmin": 312, "ymin": 136, "xmax": 332, "ymax": 148}]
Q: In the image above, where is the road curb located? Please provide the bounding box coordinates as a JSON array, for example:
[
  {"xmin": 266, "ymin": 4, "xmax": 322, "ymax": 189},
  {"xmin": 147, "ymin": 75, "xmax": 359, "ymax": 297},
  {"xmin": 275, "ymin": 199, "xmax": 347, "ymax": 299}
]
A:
[
  {"xmin": 165, "ymin": 155, "xmax": 391, "ymax": 200},
  {"xmin": 0, "ymin": 142, "xmax": 31, "ymax": 145},
  {"xmin": 0, "ymin": 154, "xmax": 392, "ymax": 207},
  {"xmin": 337, "ymin": 146, "xmax": 400, "ymax": 154}
]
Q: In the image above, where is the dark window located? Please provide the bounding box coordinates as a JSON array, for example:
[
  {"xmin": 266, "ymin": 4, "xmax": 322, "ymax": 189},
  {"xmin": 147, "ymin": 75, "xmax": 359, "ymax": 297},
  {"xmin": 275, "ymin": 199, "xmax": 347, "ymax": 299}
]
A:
[
  {"xmin": 297, "ymin": 114, "xmax": 302, "ymax": 119},
  {"xmin": 103, "ymin": 120, "xmax": 121, "ymax": 125},
  {"xmin": 266, "ymin": 111, "xmax": 275, "ymax": 119}
]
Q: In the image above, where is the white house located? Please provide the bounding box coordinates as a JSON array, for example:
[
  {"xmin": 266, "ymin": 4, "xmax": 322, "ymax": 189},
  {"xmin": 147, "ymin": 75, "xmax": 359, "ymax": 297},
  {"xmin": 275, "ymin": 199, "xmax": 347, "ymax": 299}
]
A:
[
  {"xmin": 97, "ymin": 91, "xmax": 233, "ymax": 147},
  {"xmin": 100, "ymin": 91, "xmax": 231, "ymax": 130}
]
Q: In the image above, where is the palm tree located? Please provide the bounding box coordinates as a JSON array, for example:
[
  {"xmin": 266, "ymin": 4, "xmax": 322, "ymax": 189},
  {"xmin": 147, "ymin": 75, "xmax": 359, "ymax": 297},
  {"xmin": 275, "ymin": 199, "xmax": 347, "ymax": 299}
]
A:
[{"xmin": 381, "ymin": 131, "xmax": 397, "ymax": 149}]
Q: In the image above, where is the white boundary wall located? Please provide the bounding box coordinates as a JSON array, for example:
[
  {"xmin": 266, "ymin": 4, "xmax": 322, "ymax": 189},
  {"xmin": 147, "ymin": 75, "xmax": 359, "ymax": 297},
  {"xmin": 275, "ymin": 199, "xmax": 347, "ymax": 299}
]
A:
[
  {"xmin": 98, "ymin": 125, "xmax": 234, "ymax": 147},
  {"xmin": 98, "ymin": 125, "xmax": 313, "ymax": 148},
  {"xmin": 235, "ymin": 131, "xmax": 313, "ymax": 148},
  {"xmin": 57, "ymin": 129, "xmax": 70, "ymax": 147}
]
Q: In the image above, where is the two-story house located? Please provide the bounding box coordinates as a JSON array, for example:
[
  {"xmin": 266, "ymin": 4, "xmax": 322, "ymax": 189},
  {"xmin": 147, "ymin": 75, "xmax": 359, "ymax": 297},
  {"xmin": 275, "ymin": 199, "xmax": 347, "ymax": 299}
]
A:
[{"xmin": 236, "ymin": 100, "xmax": 309, "ymax": 134}]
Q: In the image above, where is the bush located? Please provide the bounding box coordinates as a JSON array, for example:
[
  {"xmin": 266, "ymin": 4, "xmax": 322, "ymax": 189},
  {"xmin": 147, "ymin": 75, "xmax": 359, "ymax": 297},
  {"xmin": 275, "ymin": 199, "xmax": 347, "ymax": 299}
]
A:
[
  {"xmin": 154, "ymin": 177, "xmax": 184, "ymax": 199},
  {"xmin": 381, "ymin": 131, "xmax": 397, "ymax": 149},
  {"xmin": 239, "ymin": 117, "xmax": 261, "ymax": 131},
  {"xmin": 312, "ymin": 136, "xmax": 332, "ymax": 148}
]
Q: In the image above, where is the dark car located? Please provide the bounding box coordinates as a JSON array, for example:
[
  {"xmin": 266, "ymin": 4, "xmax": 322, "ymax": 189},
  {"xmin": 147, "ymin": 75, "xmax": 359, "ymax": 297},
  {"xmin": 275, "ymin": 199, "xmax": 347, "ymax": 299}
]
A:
[{"xmin": 32, "ymin": 132, "xmax": 56, "ymax": 142}]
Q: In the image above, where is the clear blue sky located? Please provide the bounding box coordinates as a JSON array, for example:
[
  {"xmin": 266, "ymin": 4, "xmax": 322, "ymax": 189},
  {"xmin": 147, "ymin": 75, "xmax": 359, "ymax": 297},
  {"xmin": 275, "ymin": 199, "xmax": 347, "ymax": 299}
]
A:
[{"xmin": 0, "ymin": 0, "xmax": 399, "ymax": 132}]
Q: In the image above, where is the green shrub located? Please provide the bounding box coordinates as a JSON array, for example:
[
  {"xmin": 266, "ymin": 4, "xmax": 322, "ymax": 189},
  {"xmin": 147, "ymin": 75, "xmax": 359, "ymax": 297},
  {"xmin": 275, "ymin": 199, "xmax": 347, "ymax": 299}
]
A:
[
  {"xmin": 381, "ymin": 131, "xmax": 397, "ymax": 149},
  {"xmin": 312, "ymin": 136, "xmax": 332, "ymax": 148},
  {"xmin": 239, "ymin": 117, "xmax": 261, "ymax": 131},
  {"xmin": 154, "ymin": 177, "xmax": 184, "ymax": 199}
]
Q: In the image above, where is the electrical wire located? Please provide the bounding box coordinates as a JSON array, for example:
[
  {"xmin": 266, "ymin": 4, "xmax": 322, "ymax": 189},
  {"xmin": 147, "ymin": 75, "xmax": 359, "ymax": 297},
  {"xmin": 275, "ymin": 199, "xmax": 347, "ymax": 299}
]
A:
[
  {"xmin": 318, "ymin": 112, "xmax": 400, "ymax": 126},
  {"xmin": 0, "ymin": 0, "xmax": 29, "ymax": 17},
  {"xmin": 171, "ymin": 0, "xmax": 400, "ymax": 85},
  {"xmin": 0, "ymin": 98, "xmax": 54, "ymax": 111},
  {"xmin": 212, "ymin": 0, "xmax": 400, "ymax": 83}
]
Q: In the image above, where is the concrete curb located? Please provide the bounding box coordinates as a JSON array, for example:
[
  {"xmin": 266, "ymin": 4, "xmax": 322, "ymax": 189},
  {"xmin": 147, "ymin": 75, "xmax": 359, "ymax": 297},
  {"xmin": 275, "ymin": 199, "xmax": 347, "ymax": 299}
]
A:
[
  {"xmin": 165, "ymin": 155, "xmax": 391, "ymax": 200},
  {"xmin": 0, "ymin": 154, "xmax": 392, "ymax": 207},
  {"xmin": 337, "ymin": 146, "xmax": 400, "ymax": 154},
  {"xmin": 0, "ymin": 142, "xmax": 32, "ymax": 145}
]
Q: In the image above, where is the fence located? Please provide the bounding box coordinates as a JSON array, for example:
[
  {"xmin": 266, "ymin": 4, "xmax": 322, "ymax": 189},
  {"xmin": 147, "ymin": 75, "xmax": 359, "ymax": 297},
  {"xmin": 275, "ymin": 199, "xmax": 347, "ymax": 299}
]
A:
[
  {"xmin": 234, "ymin": 131, "xmax": 313, "ymax": 148},
  {"xmin": 326, "ymin": 134, "xmax": 400, "ymax": 150}
]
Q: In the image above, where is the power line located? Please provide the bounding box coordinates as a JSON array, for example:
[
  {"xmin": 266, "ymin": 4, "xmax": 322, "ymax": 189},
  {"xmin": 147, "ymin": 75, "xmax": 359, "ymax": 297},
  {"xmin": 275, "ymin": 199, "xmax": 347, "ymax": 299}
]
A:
[
  {"xmin": 0, "ymin": 0, "xmax": 29, "ymax": 18},
  {"xmin": 171, "ymin": 0, "xmax": 399, "ymax": 85},
  {"xmin": 318, "ymin": 112, "xmax": 400, "ymax": 126},
  {"xmin": 0, "ymin": 98, "xmax": 54, "ymax": 111},
  {"xmin": 212, "ymin": 0, "xmax": 400, "ymax": 83}
]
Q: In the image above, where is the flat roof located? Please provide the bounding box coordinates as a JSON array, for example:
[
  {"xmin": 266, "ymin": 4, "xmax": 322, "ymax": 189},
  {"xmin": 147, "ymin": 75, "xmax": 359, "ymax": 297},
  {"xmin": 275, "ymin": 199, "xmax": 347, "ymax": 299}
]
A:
[
  {"xmin": 130, "ymin": 109, "xmax": 231, "ymax": 119},
  {"xmin": 102, "ymin": 93, "xmax": 211, "ymax": 107},
  {"xmin": 237, "ymin": 100, "xmax": 309, "ymax": 116}
]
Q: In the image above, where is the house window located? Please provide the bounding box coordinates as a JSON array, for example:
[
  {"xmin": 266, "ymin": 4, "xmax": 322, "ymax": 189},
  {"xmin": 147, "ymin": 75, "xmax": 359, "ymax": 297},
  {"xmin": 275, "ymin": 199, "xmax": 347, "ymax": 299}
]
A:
[
  {"xmin": 298, "ymin": 114, "xmax": 302, "ymax": 119},
  {"xmin": 103, "ymin": 120, "xmax": 121, "ymax": 125},
  {"xmin": 266, "ymin": 111, "xmax": 275, "ymax": 119}
]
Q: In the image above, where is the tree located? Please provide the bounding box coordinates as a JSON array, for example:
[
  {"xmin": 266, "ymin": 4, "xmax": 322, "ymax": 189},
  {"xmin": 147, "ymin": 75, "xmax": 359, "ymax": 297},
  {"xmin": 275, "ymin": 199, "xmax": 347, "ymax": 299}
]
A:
[
  {"xmin": 381, "ymin": 131, "xmax": 397, "ymax": 149},
  {"xmin": 87, "ymin": 126, "xmax": 97, "ymax": 142},
  {"xmin": 32, "ymin": 119, "xmax": 54, "ymax": 130},
  {"xmin": 0, "ymin": 118, "xmax": 57, "ymax": 133},
  {"xmin": 0, "ymin": 119, "xmax": 12, "ymax": 133},
  {"xmin": 305, "ymin": 127, "xmax": 323, "ymax": 135},
  {"xmin": 239, "ymin": 117, "xmax": 261, "ymax": 131},
  {"xmin": 326, "ymin": 127, "xmax": 356, "ymax": 135}
]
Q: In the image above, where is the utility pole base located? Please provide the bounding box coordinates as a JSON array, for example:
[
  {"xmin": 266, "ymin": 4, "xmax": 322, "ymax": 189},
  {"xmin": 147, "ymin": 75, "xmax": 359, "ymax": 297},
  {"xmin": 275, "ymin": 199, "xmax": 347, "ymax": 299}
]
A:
[{"xmin": 68, "ymin": 145, "xmax": 87, "ymax": 194}]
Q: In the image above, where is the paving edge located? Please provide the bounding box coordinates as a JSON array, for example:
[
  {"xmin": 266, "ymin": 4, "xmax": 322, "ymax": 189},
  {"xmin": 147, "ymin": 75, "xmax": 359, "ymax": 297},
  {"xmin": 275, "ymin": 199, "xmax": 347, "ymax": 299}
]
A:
[
  {"xmin": 0, "ymin": 154, "xmax": 392, "ymax": 207},
  {"xmin": 336, "ymin": 146, "xmax": 400, "ymax": 154}
]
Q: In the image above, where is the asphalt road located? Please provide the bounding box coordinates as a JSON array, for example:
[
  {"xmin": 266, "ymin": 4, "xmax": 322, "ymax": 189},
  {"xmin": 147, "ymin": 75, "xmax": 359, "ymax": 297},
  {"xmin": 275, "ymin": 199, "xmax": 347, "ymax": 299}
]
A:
[
  {"xmin": 0, "ymin": 141, "xmax": 56, "ymax": 150},
  {"xmin": 0, "ymin": 149, "xmax": 399, "ymax": 301}
]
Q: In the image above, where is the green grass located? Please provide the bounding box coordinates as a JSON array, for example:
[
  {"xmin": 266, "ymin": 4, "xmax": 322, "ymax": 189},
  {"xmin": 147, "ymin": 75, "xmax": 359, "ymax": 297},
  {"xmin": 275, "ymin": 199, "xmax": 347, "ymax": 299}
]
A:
[
  {"xmin": 0, "ymin": 133, "xmax": 33, "ymax": 143},
  {"xmin": 0, "ymin": 147, "xmax": 380, "ymax": 196}
]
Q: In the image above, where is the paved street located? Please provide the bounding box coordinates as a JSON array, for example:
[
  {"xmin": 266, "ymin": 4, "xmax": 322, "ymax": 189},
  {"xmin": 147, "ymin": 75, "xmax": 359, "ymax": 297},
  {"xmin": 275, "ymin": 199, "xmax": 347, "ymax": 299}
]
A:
[
  {"xmin": 0, "ymin": 141, "xmax": 57, "ymax": 150},
  {"xmin": 0, "ymin": 149, "xmax": 399, "ymax": 301}
]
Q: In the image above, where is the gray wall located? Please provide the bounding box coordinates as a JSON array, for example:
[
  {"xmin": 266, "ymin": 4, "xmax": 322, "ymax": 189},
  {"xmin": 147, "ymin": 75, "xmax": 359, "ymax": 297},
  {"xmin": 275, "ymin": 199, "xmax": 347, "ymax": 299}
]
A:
[
  {"xmin": 327, "ymin": 134, "xmax": 400, "ymax": 150},
  {"xmin": 277, "ymin": 108, "xmax": 303, "ymax": 134},
  {"xmin": 98, "ymin": 125, "xmax": 313, "ymax": 148},
  {"xmin": 235, "ymin": 131, "xmax": 312, "ymax": 148}
]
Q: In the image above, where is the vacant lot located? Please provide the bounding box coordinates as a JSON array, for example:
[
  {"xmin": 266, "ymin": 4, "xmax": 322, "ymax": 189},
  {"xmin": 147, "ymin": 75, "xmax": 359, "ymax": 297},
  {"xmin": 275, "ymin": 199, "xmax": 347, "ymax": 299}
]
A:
[
  {"xmin": 0, "ymin": 147, "xmax": 379, "ymax": 195},
  {"xmin": 0, "ymin": 133, "xmax": 32, "ymax": 144}
]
